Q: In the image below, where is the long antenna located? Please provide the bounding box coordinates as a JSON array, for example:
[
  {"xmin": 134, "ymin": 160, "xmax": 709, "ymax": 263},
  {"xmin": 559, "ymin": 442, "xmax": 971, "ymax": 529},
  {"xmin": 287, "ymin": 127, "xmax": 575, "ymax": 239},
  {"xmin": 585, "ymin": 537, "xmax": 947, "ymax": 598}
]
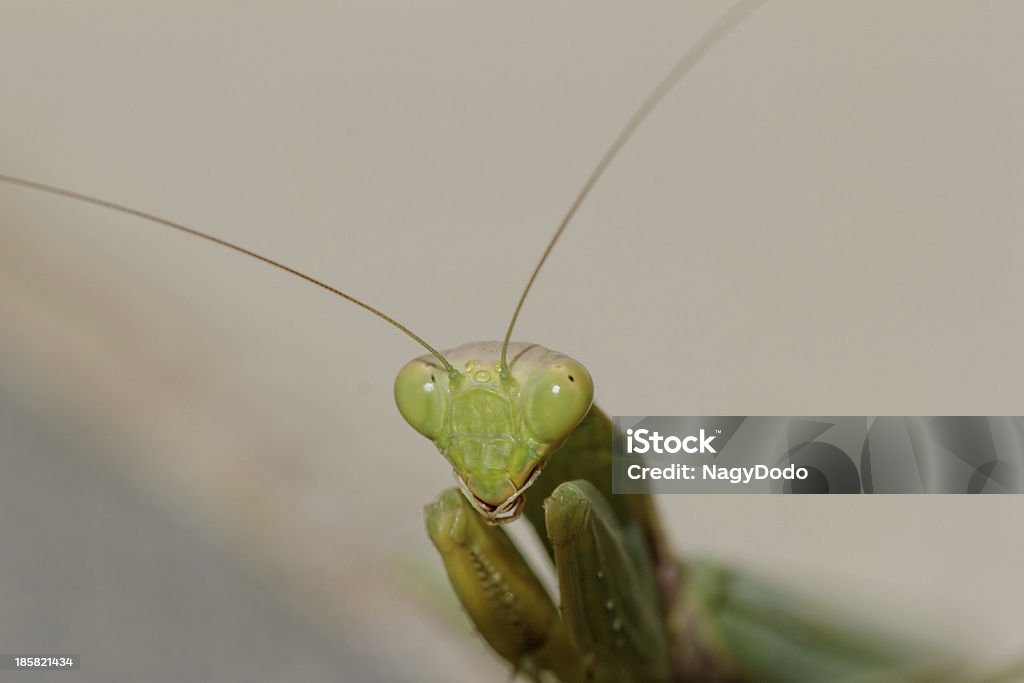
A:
[
  {"xmin": 500, "ymin": 0, "xmax": 766, "ymax": 372},
  {"xmin": 0, "ymin": 173, "xmax": 456, "ymax": 375}
]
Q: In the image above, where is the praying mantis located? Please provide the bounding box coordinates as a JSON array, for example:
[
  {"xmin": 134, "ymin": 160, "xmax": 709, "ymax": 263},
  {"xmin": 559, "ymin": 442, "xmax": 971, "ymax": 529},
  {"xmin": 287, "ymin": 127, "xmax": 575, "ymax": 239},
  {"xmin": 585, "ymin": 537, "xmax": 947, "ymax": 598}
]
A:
[{"xmin": 2, "ymin": 2, "xmax": 1023, "ymax": 681}]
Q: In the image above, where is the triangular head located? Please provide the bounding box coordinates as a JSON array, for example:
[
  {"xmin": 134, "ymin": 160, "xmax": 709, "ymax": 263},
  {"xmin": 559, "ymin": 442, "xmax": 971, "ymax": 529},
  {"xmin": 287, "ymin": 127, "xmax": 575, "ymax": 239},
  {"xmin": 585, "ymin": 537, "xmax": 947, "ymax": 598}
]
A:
[{"xmin": 395, "ymin": 341, "xmax": 593, "ymax": 523}]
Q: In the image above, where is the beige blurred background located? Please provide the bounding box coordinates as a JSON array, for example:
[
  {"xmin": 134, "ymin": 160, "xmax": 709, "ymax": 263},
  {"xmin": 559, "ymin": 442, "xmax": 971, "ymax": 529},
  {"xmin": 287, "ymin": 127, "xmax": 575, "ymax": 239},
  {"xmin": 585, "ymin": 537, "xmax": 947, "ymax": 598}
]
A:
[{"xmin": 1, "ymin": 2, "xmax": 1022, "ymax": 681}]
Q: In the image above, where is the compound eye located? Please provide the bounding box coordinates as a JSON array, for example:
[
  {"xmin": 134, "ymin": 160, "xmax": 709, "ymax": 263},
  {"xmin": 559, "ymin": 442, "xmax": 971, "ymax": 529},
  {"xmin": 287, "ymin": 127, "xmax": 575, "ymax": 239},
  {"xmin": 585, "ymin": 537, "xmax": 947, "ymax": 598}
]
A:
[
  {"xmin": 394, "ymin": 359, "xmax": 446, "ymax": 440},
  {"xmin": 523, "ymin": 360, "xmax": 594, "ymax": 443}
]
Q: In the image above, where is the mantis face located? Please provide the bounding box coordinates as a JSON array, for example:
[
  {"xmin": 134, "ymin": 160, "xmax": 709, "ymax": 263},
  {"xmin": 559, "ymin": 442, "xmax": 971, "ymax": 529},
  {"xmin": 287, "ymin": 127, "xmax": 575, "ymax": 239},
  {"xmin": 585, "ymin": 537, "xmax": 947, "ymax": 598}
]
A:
[{"xmin": 394, "ymin": 341, "xmax": 593, "ymax": 523}]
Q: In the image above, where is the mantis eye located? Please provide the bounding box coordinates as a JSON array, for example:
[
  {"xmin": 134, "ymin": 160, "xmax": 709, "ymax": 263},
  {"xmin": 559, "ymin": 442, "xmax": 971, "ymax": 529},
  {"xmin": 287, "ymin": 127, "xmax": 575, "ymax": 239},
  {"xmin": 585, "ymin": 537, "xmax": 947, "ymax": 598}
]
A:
[
  {"xmin": 394, "ymin": 359, "xmax": 447, "ymax": 440},
  {"xmin": 522, "ymin": 360, "xmax": 594, "ymax": 443}
]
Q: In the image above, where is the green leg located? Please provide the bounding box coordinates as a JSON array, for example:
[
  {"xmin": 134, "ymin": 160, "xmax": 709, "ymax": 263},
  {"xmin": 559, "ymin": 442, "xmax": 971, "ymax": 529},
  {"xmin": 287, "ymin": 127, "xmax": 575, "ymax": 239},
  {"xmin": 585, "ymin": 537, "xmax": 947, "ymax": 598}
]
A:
[
  {"xmin": 545, "ymin": 480, "xmax": 671, "ymax": 683},
  {"xmin": 522, "ymin": 407, "xmax": 679, "ymax": 610},
  {"xmin": 425, "ymin": 488, "xmax": 585, "ymax": 682}
]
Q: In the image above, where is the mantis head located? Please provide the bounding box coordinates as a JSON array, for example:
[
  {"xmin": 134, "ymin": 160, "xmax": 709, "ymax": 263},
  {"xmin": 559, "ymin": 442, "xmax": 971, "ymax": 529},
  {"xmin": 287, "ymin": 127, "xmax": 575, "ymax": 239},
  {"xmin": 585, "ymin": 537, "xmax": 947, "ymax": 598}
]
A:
[{"xmin": 394, "ymin": 341, "xmax": 593, "ymax": 524}]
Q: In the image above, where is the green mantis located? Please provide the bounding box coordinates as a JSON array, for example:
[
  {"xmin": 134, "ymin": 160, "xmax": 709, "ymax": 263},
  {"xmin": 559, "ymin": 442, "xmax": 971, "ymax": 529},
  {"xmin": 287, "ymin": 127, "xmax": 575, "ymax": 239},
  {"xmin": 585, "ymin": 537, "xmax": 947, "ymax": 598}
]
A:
[
  {"xmin": 2, "ymin": 1, "xmax": 1024, "ymax": 683},
  {"xmin": 398, "ymin": 343, "xmax": 1024, "ymax": 681}
]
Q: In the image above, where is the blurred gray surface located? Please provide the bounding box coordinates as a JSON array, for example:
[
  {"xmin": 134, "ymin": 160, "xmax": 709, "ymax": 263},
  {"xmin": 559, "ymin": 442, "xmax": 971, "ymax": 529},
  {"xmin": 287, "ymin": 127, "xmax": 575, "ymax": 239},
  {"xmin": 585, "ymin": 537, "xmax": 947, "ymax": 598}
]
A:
[{"xmin": 0, "ymin": 377, "xmax": 392, "ymax": 683}]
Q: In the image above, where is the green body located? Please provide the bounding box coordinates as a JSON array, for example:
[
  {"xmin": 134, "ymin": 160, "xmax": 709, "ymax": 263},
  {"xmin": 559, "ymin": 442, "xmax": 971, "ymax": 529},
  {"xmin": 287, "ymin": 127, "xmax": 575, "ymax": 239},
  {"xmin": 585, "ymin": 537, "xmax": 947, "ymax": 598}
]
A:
[{"xmin": 406, "ymin": 343, "xmax": 1021, "ymax": 682}]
